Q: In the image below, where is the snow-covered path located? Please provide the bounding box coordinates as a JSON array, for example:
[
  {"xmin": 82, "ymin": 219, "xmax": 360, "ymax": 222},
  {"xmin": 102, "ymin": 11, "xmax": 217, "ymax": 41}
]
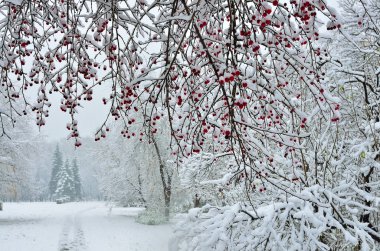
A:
[{"xmin": 0, "ymin": 202, "xmax": 173, "ymax": 251}]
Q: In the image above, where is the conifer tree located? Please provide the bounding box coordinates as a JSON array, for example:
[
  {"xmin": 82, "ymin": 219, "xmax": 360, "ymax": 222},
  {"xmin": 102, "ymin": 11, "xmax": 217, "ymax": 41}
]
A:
[
  {"xmin": 49, "ymin": 145, "xmax": 63, "ymax": 198},
  {"xmin": 54, "ymin": 159, "xmax": 75, "ymax": 200}
]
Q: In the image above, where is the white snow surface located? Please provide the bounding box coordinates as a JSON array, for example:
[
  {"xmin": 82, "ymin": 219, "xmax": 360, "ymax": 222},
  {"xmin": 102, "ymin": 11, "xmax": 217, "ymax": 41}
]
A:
[
  {"xmin": 0, "ymin": 202, "xmax": 173, "ymax": 251},
  {"xmin": 4, "ymin": 0, "xmax": 23, "ymax": 5}
]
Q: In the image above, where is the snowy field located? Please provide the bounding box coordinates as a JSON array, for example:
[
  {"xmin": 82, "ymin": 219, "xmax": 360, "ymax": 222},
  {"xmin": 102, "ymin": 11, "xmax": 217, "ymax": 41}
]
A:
[{"xmin": 0, "ymin": 202, "xmax": 173, "ymax": 251}]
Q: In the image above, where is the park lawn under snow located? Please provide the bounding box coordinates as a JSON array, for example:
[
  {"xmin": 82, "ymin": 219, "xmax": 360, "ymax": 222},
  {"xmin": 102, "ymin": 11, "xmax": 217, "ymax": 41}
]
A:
[{"xmin": 0, "ymin": 201, "xmax": 173, "ymax": 251}]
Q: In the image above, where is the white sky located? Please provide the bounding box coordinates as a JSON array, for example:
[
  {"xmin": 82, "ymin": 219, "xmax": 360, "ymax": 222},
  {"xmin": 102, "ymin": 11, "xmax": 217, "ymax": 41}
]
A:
[{"xmin": 40, "ymin": 0, "xmax": 341, "ymax": 141}]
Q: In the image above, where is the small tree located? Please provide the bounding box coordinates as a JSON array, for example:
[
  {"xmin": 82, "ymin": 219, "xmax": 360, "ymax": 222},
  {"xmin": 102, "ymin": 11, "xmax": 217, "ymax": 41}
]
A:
[
  {"xmin": 54, "ymin": 159, "xmax": 75, "ymax": 200},
  {"xmin": 49, "ymin": 145, "xmax": 63, "ymax": 198}
]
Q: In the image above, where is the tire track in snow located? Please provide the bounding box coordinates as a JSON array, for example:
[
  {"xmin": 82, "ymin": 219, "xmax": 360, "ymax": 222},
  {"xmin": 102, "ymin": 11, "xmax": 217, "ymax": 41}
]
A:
[{"xmin": 58, "ymin": 207, "xmax": 96, "ymax": 251}]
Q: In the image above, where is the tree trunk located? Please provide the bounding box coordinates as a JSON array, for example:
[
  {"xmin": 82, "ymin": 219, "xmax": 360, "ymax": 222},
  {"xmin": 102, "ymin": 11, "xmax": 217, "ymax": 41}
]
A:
[
  {"xmin": 164, "ymin": 188, "xmax": 171, "ymax": 219},
  {"xmin": 151, "ymin": 131, "xmax": 172, "ymax": 221},
  {"xmin": 360, "ymin": 166, "xmax": 380, "ymax": 242},
  {"xmin": 0, "ymin": 201, "xmax": 3, "ymax": 211},
  {"xmin": 194, "ymin": 194, "xmax": 201, "ymax": 208}
]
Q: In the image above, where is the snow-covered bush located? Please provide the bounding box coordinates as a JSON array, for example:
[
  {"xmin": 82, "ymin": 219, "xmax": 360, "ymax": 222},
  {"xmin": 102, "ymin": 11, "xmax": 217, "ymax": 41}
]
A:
[
  {"xmin": 136, "ymin": 206, "xmax": 168, "ymax": 225},
  {"xmin": 172, "ymin": 184, "xmax": 379, "ymax": 251}
]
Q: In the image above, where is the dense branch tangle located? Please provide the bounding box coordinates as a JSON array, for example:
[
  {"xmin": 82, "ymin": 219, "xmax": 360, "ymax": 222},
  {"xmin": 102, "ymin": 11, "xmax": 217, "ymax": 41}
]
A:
[
  {"xmin": 129, "ymin": 0, "xmax": 341, "ymax": 186},
  {"xmin": 0, "ymin": 0, "xmax": 340, "ymax": 186}
]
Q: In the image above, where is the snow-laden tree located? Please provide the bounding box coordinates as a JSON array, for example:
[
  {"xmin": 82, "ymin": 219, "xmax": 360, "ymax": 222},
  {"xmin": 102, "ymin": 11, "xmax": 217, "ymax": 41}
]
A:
[
  {"xmin": 52, "ymin": 138, "xmax": 101, "ymax": 200},
  {"xmin": 94, "ymin": 119, "xmax": 178, "ymax": 219},
  {"xmin": 49, "ymin": 145, "xmax": 63, "ymax": 198},
  {"xmin": 179, "ymin": 152, "xmax": 238, "ymax": 208},
  {"xmin": 0, "ymin": 96, "xmax": 41, "ymax": 201},
  {"xmin": 323, "ymin": 0, "xmax": 380, "ymax": 244},
  {"xmin": 54, "ymin": 159, "xmax": 75, "ymax": 200},
  {"xmin": 94, "ymin": 122, "xmax": 149, "ymax": 206},
  {"xmin": 51, "ymin": 154, "xmax": 82, "ymax": 201},
  {"xmin": 0, "ymin": 0, "xmax": 342, "ymax": 184},
  {"xmin": 170, "ymin": 2, "xmax": 380, "ymax": 250},
  {"xmin": 0, "ymin": 0, "xmax": 340, "ymax": 152}
]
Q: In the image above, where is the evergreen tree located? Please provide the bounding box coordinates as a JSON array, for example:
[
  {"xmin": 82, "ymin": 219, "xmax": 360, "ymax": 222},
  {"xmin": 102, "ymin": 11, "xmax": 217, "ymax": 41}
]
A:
[
  {"xmin": 49, "ymin": 145, "xmax": 63, "ymax": 198},
  {"xmin": 71, "ymin": 158, "xmax": 82, "ymax": 200},
  {"xmin": 54, "ymin": 159, "xmax": 75, "ymax": 200}
]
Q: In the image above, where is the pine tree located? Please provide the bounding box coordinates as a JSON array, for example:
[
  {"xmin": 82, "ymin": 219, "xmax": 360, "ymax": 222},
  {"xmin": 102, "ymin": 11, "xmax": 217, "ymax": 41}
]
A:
[
  {"xmin": 54, "ymin": 159, "xmax": 75, "ymax": 200},
  {"xmin": 49, "ymin": 145, "xmax": 63, "ymax": 198},
  {"xmin": 71, "ymin": 158, "xmax": 82, "ymax": 200}
]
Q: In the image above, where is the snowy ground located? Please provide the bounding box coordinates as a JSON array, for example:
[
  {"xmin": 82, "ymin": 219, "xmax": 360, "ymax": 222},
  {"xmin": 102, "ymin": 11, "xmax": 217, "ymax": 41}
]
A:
[{"xmin": 0, "ymin": 202, "xmax": 173, "ymax": 251}]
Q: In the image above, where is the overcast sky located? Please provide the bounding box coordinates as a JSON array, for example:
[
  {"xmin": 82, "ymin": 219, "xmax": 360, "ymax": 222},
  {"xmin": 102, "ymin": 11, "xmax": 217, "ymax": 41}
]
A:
[{"xmin": 40, "ymin": 0, "xmax": 341, "ymax": 141}]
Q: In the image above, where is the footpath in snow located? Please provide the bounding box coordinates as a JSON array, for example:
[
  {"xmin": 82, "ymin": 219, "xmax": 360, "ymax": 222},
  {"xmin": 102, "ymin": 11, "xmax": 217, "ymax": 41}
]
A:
[{"xmin": 0, "ymin": 202, "xmax": 173, "ymax": 251}]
